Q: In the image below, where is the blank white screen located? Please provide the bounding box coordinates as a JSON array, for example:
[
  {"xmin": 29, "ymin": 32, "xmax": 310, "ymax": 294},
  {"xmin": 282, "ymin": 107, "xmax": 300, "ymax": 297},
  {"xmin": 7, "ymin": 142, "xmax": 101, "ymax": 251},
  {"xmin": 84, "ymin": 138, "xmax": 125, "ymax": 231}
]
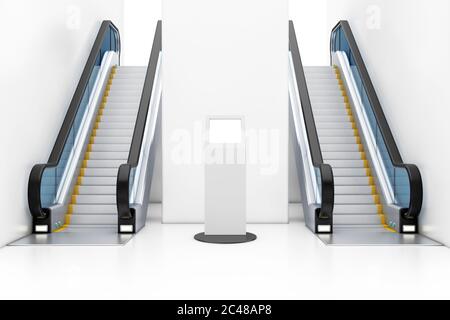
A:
[{"xmin": 209, "ymin": 119, "xmax": 242, "ymax": 144}]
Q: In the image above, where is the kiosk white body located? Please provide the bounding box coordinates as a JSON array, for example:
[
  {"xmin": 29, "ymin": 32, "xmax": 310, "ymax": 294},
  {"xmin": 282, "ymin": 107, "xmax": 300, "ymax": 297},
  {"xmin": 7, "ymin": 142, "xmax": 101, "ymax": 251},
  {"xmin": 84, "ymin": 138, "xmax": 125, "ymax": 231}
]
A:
[{"xmin": 205, "ymin": 118, "xmax": 246, "ymax": 236}]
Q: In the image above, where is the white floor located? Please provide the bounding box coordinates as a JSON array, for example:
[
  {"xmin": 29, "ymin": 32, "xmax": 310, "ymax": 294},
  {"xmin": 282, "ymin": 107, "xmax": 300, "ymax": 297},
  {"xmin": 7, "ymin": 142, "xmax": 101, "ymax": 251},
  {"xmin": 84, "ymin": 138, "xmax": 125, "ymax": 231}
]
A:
[{"xmin": 0, "ymin": 204, "xmax": 449, "ymax": 300}]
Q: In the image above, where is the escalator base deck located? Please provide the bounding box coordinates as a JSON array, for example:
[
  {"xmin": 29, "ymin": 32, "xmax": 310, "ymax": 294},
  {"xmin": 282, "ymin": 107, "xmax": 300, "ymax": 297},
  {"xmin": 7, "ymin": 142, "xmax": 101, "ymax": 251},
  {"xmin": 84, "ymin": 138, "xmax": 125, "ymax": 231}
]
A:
[
  {"xmin": 318, "ymin": 229, "xmax": 441, "ymax": 246},
  {"xmin": 8, "ymin": 228, "xmax": 133, "ymax": 246}
]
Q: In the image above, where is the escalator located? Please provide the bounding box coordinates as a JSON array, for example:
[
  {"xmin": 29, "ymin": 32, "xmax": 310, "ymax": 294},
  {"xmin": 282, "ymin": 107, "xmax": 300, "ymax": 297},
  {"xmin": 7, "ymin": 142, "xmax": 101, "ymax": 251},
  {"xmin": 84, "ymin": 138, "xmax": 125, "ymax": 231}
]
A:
[
  {"xmin": 289, "ymin": 20, "xmax": 437, "ymax": 245},
  {"xmin": 304, "ymin": 65, "xmax": 389, "ymax": 231},
  {"xmin": 57, "ymin": 66, "xmax": 146, "ymax": 232},
  {"xmin": 18, "ymin": 21, "xmax": 162, "ymax": 245}
]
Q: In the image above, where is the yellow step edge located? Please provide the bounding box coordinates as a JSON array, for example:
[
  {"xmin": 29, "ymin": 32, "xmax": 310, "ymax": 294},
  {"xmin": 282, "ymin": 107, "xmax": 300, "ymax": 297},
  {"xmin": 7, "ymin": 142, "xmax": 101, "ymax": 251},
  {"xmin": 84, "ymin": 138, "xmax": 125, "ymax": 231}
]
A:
[
  {"xmin": 336, "ymin": 65, "xmax": 395, "ymax": 233},
  {"xmin": 57, "ymin": 67, "xmax": 115, "ymax": 232},
  {"xmin": 384, "ymin": 225, "xmax": 397, "ymax": 233},
  {"xmin": 371, "ymin": 185, "xmax": 377, "ymax": 195},
  {"xmin": 363, "ymin": 159, "xmax": 369, "ymax": 168},
  {"xmin": 360, "ymin": 151, "xmax": 367, "ymax": 161},
  {"xmin": 373, "ymin": 194, "xmax": 381, "ymax": 205},
  {"xmin": 54, "ymin": 225, "xmax": 68, "ymax": 233},
  {"xmin": 64, "ymin": 214, "xmax": 72, "ymax": 225},
  {"xmin": 377, "ymin": 204, "xmax": 383, "ymax": 215},
  {"xmin": 54, "ymin": 204, "xmax": 74, "ymax": 233}
]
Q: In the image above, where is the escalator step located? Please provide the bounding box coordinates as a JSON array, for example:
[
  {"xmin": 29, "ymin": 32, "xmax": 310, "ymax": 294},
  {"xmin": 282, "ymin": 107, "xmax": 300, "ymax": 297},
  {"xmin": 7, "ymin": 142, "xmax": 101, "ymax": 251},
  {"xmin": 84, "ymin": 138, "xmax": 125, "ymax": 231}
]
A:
[
  {"xmin": 79, "ymin": 176, "xmax": 116, "ymax": 186},
  {"xmin": 87, "ymin": 151, "xmax": 128, "ymax": 160},
  {"xmin": 74, "ymin": 195, "xmax": 116, "ymax": 205},
  {"xmin": 83, "ymin": 159, "xmax": 124, "ymax": 168},
  {"xmin": 77, "ymin": 185, "xmax": 115, "ymax": 195}
]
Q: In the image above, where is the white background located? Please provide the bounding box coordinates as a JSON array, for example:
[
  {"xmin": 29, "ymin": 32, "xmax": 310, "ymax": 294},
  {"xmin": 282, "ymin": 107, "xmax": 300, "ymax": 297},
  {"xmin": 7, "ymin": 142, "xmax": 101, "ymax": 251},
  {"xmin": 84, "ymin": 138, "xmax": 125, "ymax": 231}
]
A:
[
  {"xmin": 0, "ymin": 0, "xmax": 449, "ymax": 246},
  {"xmin": 0, "ymin": 0, "xmax": 449, "ymax": 301},
  {"xmin": 122, "ymin": 0, "xmax": 329, "ymax": 66}
]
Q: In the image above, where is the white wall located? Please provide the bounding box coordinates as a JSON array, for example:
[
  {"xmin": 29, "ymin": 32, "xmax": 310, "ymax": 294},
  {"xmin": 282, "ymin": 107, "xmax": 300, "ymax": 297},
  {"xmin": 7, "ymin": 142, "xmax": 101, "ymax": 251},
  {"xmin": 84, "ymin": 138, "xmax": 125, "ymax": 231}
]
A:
[
  {"xmin": 162, "ymin": 0, "xmax": 289, "ymax": 223},
  {"xmin": 122, "ymin": 0, "xmax": 329, "ymax": 205},
  {"xmin": 122, "ymin": 0, "xmax": 328, "ymax": 66},
  {"xmin": 122, "ymin": 0, "xmax": 161, "ymax": 66},
  {"xmin": 327, "ymin": 0, "xmax": 450, "ymax": 246},
  {"xmin": 288, "ymin": 0, "xmax": 329, "ymax": 204},
  {"xmin": 289, "ymin": 0, "xmax": 329, "ymax": 66},
  {"xmin": 123, "ymin": 0, "xmax": 163, "ymax": 202},
  {"xmin": 0, "ymin": 0, "xmax": 123, "ymax": 247}
]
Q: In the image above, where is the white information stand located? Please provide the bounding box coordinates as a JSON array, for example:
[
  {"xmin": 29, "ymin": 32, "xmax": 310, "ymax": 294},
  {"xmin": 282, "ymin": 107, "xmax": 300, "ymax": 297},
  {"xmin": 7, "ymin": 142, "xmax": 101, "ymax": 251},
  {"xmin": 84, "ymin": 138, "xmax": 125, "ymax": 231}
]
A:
[{"xmin": 195, "ymin": 118, "xmax": 256, "ymax": 244}]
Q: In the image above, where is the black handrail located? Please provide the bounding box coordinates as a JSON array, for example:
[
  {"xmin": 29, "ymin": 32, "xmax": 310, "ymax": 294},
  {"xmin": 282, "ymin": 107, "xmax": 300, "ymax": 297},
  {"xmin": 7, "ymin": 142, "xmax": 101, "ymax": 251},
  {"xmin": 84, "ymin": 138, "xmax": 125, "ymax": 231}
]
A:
[
  {"xmin": 28, "ymin": 21, "xmax": 120, "ymax": 225},
  {"xmin": 289, "ymin": 21, "xmax": 334, "ymax": 224},
  {"xmin": 116, "ymin": 21, "xmax": 162, "ymax": 229},
  {"xmin": 330, "ymin": 21, "xmax": 422, "ymax": 221}
]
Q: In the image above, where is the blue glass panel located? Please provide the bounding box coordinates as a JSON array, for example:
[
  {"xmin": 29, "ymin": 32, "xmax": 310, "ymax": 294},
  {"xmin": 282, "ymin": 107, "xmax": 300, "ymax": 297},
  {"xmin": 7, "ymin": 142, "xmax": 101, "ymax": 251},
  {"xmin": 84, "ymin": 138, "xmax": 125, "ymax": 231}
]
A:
[
  {"xmin": 129, "ymin": 167, "xmax": 136, "ymax": 200},
  {"xmin": 314, "ymin": 167, "xmax": 322, "ymax": 203},
  {"xmin": 395, "ymin": 167, "xmax": 410, "ymax": 207}
]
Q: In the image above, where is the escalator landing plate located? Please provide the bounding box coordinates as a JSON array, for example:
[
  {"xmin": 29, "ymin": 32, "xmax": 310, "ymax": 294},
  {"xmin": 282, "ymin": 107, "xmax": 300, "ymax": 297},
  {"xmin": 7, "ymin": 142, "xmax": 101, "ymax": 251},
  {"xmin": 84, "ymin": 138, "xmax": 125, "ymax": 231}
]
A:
[
  {"xmin": 8, "ymin": 229, "xmax": 133, "ymax": 246},
  {"xmin": 318, "ymin": 229, "xmax": 441, "ymax": 246}
]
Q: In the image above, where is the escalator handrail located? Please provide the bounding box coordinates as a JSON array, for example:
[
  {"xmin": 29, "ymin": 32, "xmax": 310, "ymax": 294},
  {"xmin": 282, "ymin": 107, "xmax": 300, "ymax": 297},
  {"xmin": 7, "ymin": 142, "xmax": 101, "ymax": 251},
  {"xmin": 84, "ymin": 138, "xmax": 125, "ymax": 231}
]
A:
[
  {"xmin": 330, "ymin": 20, "xmax": 422, "ymax": 219},
  {"xmin": 28, "ymin": 20, "xmax": 120, "ymax": 220},
  {"xmin": 116, "ymin": 21, "xmax": 162, "ymax": 222},
  {"xmin": 289, "ymin": 21, "xmax": 334, "ymax": 220}
]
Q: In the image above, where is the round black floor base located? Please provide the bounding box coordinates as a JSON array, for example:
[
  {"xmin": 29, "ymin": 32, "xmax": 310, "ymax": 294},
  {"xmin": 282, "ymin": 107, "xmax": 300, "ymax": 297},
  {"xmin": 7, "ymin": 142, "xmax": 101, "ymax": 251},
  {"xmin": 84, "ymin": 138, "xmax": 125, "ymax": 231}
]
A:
[{"xmin": 194, "ymin": 233, "xmax": 257, "ymax": 244}]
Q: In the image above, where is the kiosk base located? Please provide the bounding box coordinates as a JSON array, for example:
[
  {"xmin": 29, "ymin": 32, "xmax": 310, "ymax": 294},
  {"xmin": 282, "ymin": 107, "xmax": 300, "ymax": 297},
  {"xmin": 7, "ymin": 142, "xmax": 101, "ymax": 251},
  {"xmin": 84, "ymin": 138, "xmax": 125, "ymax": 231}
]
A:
[{"xmin": 194, "ymin": 233, "xmax": 257, "ymax": 244}]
